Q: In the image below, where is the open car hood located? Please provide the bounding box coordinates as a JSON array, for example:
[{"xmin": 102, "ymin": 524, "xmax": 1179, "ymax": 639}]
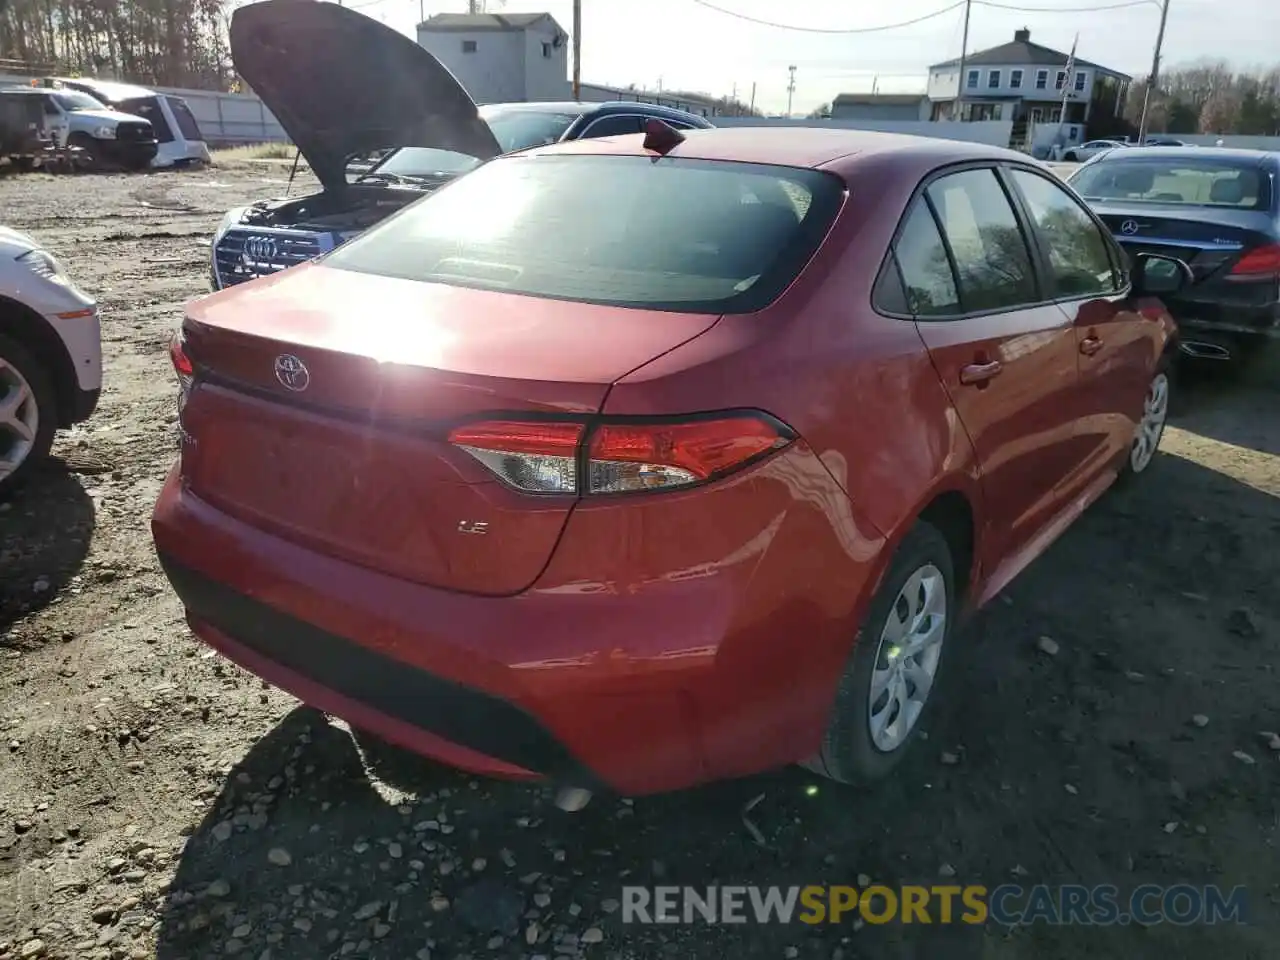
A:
[{"xmin": 230, "ymin": 0, "xmax": 502, "ymax": 192}]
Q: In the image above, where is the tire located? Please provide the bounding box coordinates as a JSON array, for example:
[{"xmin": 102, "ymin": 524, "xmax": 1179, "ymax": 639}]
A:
[
  {"xmin": 803, "ymin": 521, "xmax": 957, "ymax": 785},
  {"xmin": 1117, "ymin": 355, "xmax": 1172, "ymax": 483},
  {"xmin": 0, "ymin": 332, "xmax": 57, "ymax": 499},
  {"xmin": 67, "ymin": 133, "xmax": 102, "ymax": 169},
  {"xmin": 1064, "ymin": 151, "xmax": 1079, "ymax": 162}
]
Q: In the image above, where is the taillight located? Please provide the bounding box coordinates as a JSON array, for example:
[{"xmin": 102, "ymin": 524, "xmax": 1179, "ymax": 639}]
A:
[
  {"xmin": 169, "ymin": 330, "xmax": 194, "ymax": 390},
  {"xmin": 448, "ymin": 412, "xmax": 794, "ymax": 495},
  {"xmin": 1228, "ymin": 243, "xmax": 1280, "ymax": 280}
]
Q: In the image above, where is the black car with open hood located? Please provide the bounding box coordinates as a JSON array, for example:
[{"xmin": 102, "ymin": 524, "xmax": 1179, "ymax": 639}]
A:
[{"xmin": 210, "ymin": 0, "xmax": 715, "ymax": 290}]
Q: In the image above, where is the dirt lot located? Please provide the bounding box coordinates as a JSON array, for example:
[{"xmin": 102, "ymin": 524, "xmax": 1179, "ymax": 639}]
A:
[{"xmin": 1, "ymin": 165, "xmax": 1277, "ymax": 960}]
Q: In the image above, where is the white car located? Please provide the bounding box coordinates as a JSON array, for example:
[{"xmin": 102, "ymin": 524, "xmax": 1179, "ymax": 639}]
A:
[
  {"xmin": 1062, "ymin": 139, "xmax": 1128, "ymax": 162},
  {"xmin": 0, "ymin": 226, "xmax": 102, "ymax": 494}
]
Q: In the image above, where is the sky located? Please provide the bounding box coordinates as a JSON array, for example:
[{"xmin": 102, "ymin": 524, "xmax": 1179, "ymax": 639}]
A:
[{"xmin": 348, "ymin": 0, "xmax": 1280, "ymax": 115}]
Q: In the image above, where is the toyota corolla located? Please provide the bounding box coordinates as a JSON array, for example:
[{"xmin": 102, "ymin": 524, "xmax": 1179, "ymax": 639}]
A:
[{"xmin": 153, "ymin": 124, "xmax": 1183, "ymax": 798}]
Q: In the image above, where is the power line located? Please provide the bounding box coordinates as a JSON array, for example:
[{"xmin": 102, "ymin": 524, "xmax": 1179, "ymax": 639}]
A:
[
  {"xmin": 688, "ymin": 0, "xmax": 967, "ymax": 34},
  {"xmin": 975, "ymin": 0, "xmax": 1160, "ymax": 11},
  {"xmin": 691, "ymin": 0, "xmax": 1162, "ymax": 33}
]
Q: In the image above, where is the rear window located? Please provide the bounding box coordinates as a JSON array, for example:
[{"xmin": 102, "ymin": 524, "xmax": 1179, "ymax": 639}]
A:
[
  {"xmin": 1070, "ymin": 157, "xmax": 1271, "ymax": 211},
  {"xmin": 323, "ymin": 154, "xmax": 844, "ymax": 314},
  {"xmin": 118, "ymin": 96, "xmax": 172, "ymax": 142},
  {"xmin": 166, "ymin": 96, "xmax": 204, "ymax": 141}
]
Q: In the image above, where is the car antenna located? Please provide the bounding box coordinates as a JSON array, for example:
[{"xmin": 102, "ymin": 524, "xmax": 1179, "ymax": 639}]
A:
[
  {"xmin": 285, "ymin": 146, "xmax": 301, "ymax": 197},
  {"xmin": 643, "ymin": 118, "xmax": 685, "ymax": 156}
]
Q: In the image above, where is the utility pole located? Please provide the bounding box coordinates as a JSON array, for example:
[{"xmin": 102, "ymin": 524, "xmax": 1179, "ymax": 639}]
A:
[
  {"xmin": 953, "ymin": 0, "xmax": 971, "ymax": 120},
  {"xmin": 571, "ymin": 0, "xmax": 581, "ymax": 101},
  {"xmin": 786, "ymin": 65, "xmax": 796, "ymax": 117},
  {"xmin": 749, "ymin": 81, "xmax": 756, "ymax": 114},
  {"xmin": 468, "ymin": 0, "xmax": 479, "ymax": 14},
  {"xmin": 1136, "ymin": 0, "xmax": 1170, "ymax": 143}
]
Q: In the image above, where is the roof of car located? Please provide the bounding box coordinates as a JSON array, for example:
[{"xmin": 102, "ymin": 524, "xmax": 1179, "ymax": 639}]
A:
[
  {"xmin": 1087, "ymin": 145, "xmax": 1280, "ymax": 167},
  {"xmin": 519, "ymin": 126, "xmax": 1032, "ymax": 171},
  {"xmin": 485, "ymin": 99, "xmax": 711, "ymax": 123},
  {"xmin": 0, "ymin": 86, "xmax": 50, "ymax": 96}
]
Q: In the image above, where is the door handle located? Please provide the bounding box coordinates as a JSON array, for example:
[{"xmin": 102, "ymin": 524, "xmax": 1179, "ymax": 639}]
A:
[
  {"xmin": 1080, "ymin": 335, "xmax": 1104, "ymax": 356},
  {"xmin": 959, "ymin": 360, "xmax": 1003, "ymax": 385}
]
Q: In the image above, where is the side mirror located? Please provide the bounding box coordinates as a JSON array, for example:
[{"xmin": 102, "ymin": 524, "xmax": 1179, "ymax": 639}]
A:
[{"xmin": 1131, "ymin": 252, "xmax": 1193, "ymax": 297}]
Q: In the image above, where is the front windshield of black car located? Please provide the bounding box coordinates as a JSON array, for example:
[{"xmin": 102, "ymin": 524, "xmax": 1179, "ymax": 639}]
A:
[
  {"xmin": 1070, "ymin": 157, "xmax": 1270, "ymax": 211},
  {"xmin": 53, "ymin": 91, "xmax": 107, "ymax": 112},
  {"xmin": 324, "ymin": 154, "xmax": 844, "ymax": 315},
  {"xmin": 478, "ymin": 106, "xmax": 578, "ymax": 152},
  {"xmin": 361, "ymin": 147, "xmax": 483, "ymax": 181}
]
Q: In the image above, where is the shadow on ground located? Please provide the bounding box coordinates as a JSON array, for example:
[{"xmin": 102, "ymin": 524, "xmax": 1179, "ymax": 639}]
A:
[
  {"xmin": 153, "ymin": 452, "xmax": 1277, "ymax": 960},
  {"xmin": 1175, "ymin": 362, "xmax": 1280, "ymax": 456},
  {"xmin": 0, "ymin": 463, "xmax": 95, "ymax": 636}
]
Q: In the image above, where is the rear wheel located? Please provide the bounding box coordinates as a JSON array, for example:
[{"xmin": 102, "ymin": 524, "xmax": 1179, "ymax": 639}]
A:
[
  {"xmin": 803, "ymin": 521, "xmax": 956, "ymax": 785},
  {"xmin": 0, "ymin": 333, "xmax": 56, "ymax": 498},
  {"xmin": 1064, "ymin": 150, "xmax": 1079, "ymax": 162},
  {"xmin": 1120, "ymin": 359, "xmax": 1171, "ymax": 481}
]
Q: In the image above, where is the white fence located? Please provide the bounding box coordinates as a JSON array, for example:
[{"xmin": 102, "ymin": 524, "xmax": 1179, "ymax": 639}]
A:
[{"xmin": 153, "ymin": 86, "xmax": 286, "ymax": 144}]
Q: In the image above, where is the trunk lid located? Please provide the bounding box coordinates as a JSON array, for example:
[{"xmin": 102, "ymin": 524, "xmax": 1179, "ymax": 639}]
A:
[
  {"xmin": 179, "ymin": 263, "xmax": 720, "ymax": 596},
  {"xmin": 1089, "ymin": 202, "xmax": 1277, "ymax": 285},
  {"xmin": 229, "ymin": 0, "xmax": 502, "ymax": 193}
]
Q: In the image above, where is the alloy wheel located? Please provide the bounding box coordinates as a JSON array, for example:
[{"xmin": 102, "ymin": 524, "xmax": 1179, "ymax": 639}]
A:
[
  {"xmin": 1129, "ymin": 371, "xmax": 1169, "ymax": 474},
  {"xmin": 867, "ymin": 563, "xmax": 948, "ymax": 753},
  {"xmin": 0, "ymin": 356, "xmax": 40, "ymax": 482}
]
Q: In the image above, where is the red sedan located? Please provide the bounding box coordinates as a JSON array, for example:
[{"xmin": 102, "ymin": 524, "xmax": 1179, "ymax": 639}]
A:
[{"xmin": 153, "ymin": 125, "xmax": 1184, "ymax": 798}]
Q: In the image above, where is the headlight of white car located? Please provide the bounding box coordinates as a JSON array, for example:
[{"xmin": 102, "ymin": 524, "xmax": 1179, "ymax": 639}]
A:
[
  {"xmin": 93, "ymin": 125, "xmax": 117, "ymax": 140},
  {"xmin": 212, "ymin": 208, "xmax": 247, "ymax": 249},
  {"xmin": 16, "ymin": 248, "xmax": 70, "ymax": 286}
]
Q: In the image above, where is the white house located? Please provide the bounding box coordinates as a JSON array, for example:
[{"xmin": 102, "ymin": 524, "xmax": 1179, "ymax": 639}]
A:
[
  {"xmin": 416, "ymin": 12, "xmax": 570, "ymax": 105},
  {"xmin": 926, "ymin": 28, "xmax": 1129, "ymax": 130}
]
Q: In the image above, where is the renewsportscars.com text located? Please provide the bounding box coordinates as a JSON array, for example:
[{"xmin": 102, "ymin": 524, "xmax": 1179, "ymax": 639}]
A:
[{"xmin": 621, "ymin": 884, "xmax": 1248, "ymax": 926}]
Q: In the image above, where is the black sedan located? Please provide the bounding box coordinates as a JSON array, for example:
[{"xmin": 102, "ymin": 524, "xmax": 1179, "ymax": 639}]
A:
[{"xmin": 1068, "ymin": 147, "xmax": 1280, "ymax": 362}]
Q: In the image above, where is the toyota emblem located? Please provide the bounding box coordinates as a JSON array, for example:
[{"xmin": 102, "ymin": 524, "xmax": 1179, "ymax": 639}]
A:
[
  {"xmin": 274, "ymin": 354, "xmax": 310, "ymax": 392},
  {"xmin": 242, "ymin": 235, "xmax": 278, "ymax": 263},
  {"xmin": 1120, "ymin": 220, "xmax": 1140, "ymax": 235}
]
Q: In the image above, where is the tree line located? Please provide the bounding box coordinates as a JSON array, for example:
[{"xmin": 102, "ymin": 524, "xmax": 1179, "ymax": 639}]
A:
[
  {"xmin": 1123, "ymin": 60, "xmax": 1280, "ymax": 136},
  {"xmin": 0, "ymin": 0, "xmax": 231, "ymax": 89}
]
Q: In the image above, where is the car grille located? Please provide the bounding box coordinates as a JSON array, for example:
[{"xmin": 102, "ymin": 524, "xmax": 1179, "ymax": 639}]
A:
[
  {"xmin": 116, "ymin": 122, "xmax": 154, "ymax": 142},
  {"xmin": 214, "ymin": 228, "xmax": 332, "ymax": 288}
]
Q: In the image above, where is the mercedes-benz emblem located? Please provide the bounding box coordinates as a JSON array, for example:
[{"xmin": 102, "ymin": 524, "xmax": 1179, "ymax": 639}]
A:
[
  {"xmin": 1120, "ymin": 220, "xmax": 1140, "ymax": 235},
  {"xmin": 242, "ymin": 235, "xmax": 278, "ymax": 263},
  {"xmin": 274, "ymin": 354, "xmax": 310, "ymax": 392}
]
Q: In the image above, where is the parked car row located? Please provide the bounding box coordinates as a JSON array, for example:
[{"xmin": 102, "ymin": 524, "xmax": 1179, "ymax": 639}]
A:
[{"xmin": 0, "ymin": 77, "xmax": 209, "ymax": 172}]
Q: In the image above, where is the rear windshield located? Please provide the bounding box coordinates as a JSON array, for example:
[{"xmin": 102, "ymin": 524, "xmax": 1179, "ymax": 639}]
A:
[
  {"xmin": 118, "ymin": 96, "xmax": 172, "ymax": 142},
  {"xmin": 322, "ymin": 154, "xmax": 845, "ymax": 314},
  {"xmin": 1071, "ymin": 157, "xmax": 1271, "ymax": 211},
  {"xmin": 166, "ymin": 96, "xmax": 204, "ymax": 141}
]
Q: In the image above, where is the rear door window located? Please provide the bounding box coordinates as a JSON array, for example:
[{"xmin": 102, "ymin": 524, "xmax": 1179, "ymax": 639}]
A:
[
  {"xmin": 323, "ymin": 154, "xmax": 845, "ymax": 314},
  {"xmin": 926, "ymin": 168, "xmax": 1039, "ymax": 313},
  {"xmin": 892, "ymin": 202, "xmax": 960, "ymax": 317}
]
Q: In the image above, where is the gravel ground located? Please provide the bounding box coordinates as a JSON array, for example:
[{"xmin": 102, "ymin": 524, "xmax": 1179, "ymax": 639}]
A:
[{"xmin": 1, "ymin": 164, "xmax": 1278, "ymax": 960}]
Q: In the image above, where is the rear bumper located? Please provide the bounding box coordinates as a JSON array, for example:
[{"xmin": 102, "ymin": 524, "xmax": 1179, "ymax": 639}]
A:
[
  {"xmin": 151, "ymin": 444, "xmax": 879, "ymax": 795},
  {"xmin": 1165, "ymin": 294, "xmax": 1280, "ymax": 341}
]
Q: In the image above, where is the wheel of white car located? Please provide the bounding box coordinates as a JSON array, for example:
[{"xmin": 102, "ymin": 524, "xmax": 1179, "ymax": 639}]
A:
[
  {"xmin": 0, "ymin": 332, "xmax": 57, "ymax": 498},
  {"xmin": 803, "ymin": 521, "xmax": 957, "ymax": 785},
  {"xmin": 1122, "ymin": 360, "xmax": 1172, "ymax": 479}
]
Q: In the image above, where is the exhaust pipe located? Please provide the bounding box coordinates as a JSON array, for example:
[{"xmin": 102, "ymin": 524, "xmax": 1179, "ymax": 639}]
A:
[{"xmin": 1178, "ymin": 340, "xmax": 1232, "ymax": 361}]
